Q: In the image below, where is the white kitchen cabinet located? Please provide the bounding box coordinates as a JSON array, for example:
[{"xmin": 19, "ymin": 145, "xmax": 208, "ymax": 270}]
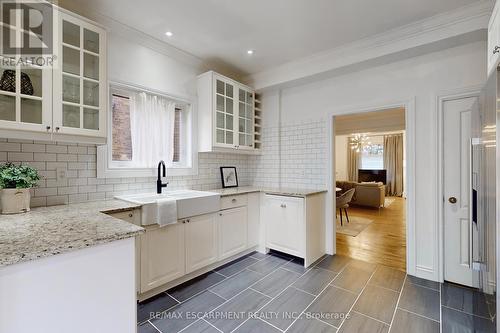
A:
[
  {"xmin": 218, "ymin": 206, "xmax": 248, "ymax": 260},
  {"xmin": 140, "ymin": 223, "xmax": 185, "ymax": 293},
  {"xmin": 0, "ymin": 6, "xmax": 107, "ymax": 141},
  {"xmin": 263, "ymin": 193, "xmax": 326, "ymax": 267},
  {"xmin": 185, "ymin": 213, "xmax": 218, "ymax": 273},
  {"xmin": 488, "ymin": 0, "xmax": 500, "ymax": 76},
  {"xmin": 264, "ymin": 195, "xmax": 305, "ymax": 257},
  {"xmin": 0, "ymin": 11, "xmax": 52, "ymax": 133},
  {"xmin": 198, "ymin": 71, "xmax": 260, "ymax": 154},
  {"xmin": 53, "ymin": 10, "xmax": 107, "ymax": 138}
]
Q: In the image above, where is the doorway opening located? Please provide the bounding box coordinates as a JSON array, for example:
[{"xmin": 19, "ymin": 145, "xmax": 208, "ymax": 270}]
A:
[{"xmin": 333, "ymin": 107, "xmax": 407, "ymax": 272}]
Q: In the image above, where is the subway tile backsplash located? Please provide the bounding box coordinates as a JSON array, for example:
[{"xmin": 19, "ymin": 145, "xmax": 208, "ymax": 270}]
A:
[
  {"xmin": 0, "ymin": 139, "xmax": 250, "ymax": 208},
  {"xmin": 0, "ymin": 118, "xmax": 327, "ymax": 208}
]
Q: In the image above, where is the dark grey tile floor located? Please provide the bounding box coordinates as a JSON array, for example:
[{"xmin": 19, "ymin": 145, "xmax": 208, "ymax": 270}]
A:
[{"xmin": 137, "ymin": 252, "xmax": 497, "ymax": 333}]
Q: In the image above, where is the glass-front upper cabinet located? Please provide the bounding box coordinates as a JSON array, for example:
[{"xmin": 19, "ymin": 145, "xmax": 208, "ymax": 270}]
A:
[
  {"xmin": 53, "ymin": 12, "xmax": 106, "ymax": 137},
  {"xmin": 0, "ymin": 19, "xmax": 52, "ymax": 132},
  {"xmin": 214, "ymin": 78, "xmax": 235, "ymax": 147}
]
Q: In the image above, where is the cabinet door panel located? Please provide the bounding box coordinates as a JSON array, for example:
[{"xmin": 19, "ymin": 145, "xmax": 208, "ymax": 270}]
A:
[
  {"xmin": 213, "ymin": 76, "xmax": 237, "ymax": 148},
  {"xmin": 140, "ymin": 223, "xmax": 185, "ymax": 293},
  {"xmin": 185, "ymin": 214, "xmax": 218, "ymax": 273},
  {"xmin": 264, "ymin": 195, "xmax": 304, "ymax": 257},
  {"xmin": 53, "ymin": 11, "xmax": 106, "ymax": 138},
  {"xmin": 219, "ymin": 207, "xmax": 247, "ymax": 260}
]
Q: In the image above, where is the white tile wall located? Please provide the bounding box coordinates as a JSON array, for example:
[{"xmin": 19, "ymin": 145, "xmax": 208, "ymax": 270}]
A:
[
  {"xmin": 0, "ymin": 139, "xmax": 250, "ymax": 207},
  {"xmin": 248, "ymin": 119, "xmax": 328, "ymax": 190}
]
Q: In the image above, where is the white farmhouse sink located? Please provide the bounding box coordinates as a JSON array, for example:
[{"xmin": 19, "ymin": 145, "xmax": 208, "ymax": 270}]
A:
[{"xmin": 115, "ymin": 190, "xmax": 220, "ymax": 225}]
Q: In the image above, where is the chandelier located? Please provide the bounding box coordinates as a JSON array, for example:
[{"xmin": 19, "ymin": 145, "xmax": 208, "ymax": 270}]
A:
[{"xmin": 349, "ymin": 134, "xmax": 371, "ymax": 152}]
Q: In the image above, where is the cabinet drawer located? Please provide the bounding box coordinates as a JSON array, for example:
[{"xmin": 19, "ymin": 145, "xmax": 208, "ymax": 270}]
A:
[
  {"xmin": 221, "ymin": 194, "xmax": 248, "ymax": 210},
  {"xmin": 109, "ymin": 209, "xmax": 141, "ymax": 226}
]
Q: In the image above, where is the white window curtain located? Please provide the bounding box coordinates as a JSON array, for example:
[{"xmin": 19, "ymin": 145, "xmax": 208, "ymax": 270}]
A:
[{"xmin": 130, "ymin": 92, "xmax": 176, "ymax": 168}]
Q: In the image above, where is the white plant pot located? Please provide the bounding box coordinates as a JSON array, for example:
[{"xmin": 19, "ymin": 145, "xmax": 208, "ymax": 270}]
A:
[{"xmin": 1, "ymin": 188, "xmax": 31, "ymax": 214}]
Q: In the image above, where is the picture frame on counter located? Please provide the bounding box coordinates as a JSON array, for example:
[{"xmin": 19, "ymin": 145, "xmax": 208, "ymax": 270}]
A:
[{"xmin": 220, "ymin": 167, "xmax": 238, "ymax": 188}]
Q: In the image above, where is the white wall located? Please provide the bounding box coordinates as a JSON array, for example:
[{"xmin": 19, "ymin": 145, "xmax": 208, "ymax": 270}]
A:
[
  {"xmin": 107, "ymin": 34, "xmax": 202, "ymax": 99},
  {"xmin": 335, "ymin": 135, "xmax": 348, "ymax": 181},
  {"xmin": 258, "ymin": 41, "xmax": 487, "ymax": 280}
]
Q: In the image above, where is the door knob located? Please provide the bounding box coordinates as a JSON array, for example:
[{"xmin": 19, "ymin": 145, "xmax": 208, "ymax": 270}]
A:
[{"xmin": 448, "ymin": 197, "xmax": 457, "ymax": 204}]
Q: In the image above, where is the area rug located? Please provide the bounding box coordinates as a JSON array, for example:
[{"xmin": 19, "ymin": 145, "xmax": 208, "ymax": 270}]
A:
[
  {"xmin": 336, "ymin": 215, "xmax": 374, "ymax": 237},
  {"xmin": 385, "ymin": 197, "xmax": 396, "ymax": 207}
]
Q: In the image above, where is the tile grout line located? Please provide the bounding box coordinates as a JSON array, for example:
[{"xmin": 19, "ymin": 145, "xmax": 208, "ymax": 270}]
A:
[
  {"xmin": 334, "ymin": 265, "xmax": 380, "ymax": 332},
  {"xmin": 142, "ymin": 253, "xmax": 275, "ymax": 329},
  {"xmin": 175, "ymin": 258, "xmax": 296, "ymax": 333},
  {"xmin": 227, "ymin": 256, "xmax": 335, "ymax": 333},
  {"xmin": 257, "ymin": 317, "xmax": 286, "ymax": 332},
  {"xmin": 440, "ymin": 304, "xmax": 494, "ymax": 321},
  {"xmin": 387, "ymin": 273, "xmax": 407, "ymax": 332},
  {"xmin": 248, "ymin": 287, "xmax": 274, "ymax": 298},
  {"xmin": 202, "ymin": 318, "xmax": 224, "ymax": 333},
  {"xmin": 148, "ymin": 319, "xmax": 163, "ymax": 333},
  {"xmin": 290, "ymin": 285, "xmax": 319, "ymax": 297},
  {"xmin": 351, "ymin": 310, "xmax": 390, "ymax": 326},
  {"xmin": 397, "ymin": 307, "xmax": 440, "ymax": 323},
  {"xmin": 279, "ymin": 261, "xmax": 354, "ymax": 332},
  {"xmin": 161, "ymin": 252, "xmax": 271, "ymax": 310}
]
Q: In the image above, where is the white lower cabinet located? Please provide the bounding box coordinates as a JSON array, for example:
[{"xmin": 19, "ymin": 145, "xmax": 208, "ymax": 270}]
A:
[
  {"xmin": 185, "ymin": 213, "xmax": 218, "ymax": 274},
  {"xmin": 247, "ymin": 192, "xmax": 261, "ymax": 248},
  {"xmin": 218, "ymin": 206, "xmax": 248, "ymax": 260},
  {"xmin": 140, "ymin": 223, "xmax": 185, "ymax": 293},
  {"xmin": 263, "ymin": 195, "xmax": 305, "ymax": 258}
]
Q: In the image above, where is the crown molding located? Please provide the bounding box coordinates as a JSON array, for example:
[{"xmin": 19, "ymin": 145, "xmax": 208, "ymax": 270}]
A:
[{"xmin": 246, "ymin": 0, "xmax": 493, "ymax": 90}]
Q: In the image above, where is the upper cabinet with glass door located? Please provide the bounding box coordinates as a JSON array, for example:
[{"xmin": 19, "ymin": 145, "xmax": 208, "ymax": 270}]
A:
[
  {"xmin": 197, "ymin": 71, "xmax": 260, "ymax": 154},
  {"xmin": 0, "ymin": 12, "xmax": 52, "ymax": 133},
  {"xmin": 53, "ymin": 11, "xmax": 106, "ymax": 137}
]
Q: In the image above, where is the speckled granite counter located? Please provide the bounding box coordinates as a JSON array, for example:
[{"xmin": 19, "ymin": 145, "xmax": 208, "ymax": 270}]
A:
[
  {"xmin": 213, "ymin": 186, "xmax": 327, "ymax": 197},
  {"xmin": 0, "ymin": 200, "xmax": 144, "ymax": 267}
]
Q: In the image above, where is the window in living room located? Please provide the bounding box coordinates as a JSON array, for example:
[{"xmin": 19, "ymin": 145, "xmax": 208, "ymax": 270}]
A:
[{"xmin": 360, "ymin": 136, "xmax": 384, "ymax": 170}]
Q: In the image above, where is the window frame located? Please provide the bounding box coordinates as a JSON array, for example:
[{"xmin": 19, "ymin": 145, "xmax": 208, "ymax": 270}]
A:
[{"xmin": 97, "ymin": 81, "xmax": 198, "ymax": 178}]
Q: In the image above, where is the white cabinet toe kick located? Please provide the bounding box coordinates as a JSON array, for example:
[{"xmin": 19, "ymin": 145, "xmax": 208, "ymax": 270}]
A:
[{"xmin": 110, "ymin": 191, "xmax": 326, "ymax": 301}]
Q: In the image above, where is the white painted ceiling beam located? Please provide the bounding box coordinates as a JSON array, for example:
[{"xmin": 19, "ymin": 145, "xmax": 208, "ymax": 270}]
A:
[{"xmin": 246, "ymin": 0, "xmax": 493, "ymax": 90}]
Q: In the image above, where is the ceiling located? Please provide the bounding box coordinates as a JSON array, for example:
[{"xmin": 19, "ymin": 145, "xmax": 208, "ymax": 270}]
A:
[{"xmin": 61, "ymin": 0, "xmax": 482, "ymax": 77}]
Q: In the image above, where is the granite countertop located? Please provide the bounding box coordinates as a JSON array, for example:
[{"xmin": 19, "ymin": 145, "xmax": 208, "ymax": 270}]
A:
[
  {"xmin": 0, "ymin": 200, "xmax": 144, "ymax": 268},
  {"xmin": 213, "ymin": 186, "xmax": 327, "ymax": 197}
]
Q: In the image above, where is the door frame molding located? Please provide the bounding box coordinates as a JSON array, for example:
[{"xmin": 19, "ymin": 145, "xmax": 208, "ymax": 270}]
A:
[
  {"xmin": 436, "ymin": 85, "xmax": 482, "ymax": 283},
  {"xmin": 326, "ymin": 97, "xmax": 416, "ymax": 275}
]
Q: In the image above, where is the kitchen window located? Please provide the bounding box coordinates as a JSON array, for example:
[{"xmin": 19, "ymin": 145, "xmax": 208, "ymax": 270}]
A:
[{"xmin": 97, "ymin": 83, "xmax": 195, "ymax": 178}]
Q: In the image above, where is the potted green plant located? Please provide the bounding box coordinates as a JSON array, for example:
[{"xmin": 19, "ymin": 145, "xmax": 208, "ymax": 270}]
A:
[{"xmin": 0, "ymin": 163, "xmax": 40, "ymax": 214}]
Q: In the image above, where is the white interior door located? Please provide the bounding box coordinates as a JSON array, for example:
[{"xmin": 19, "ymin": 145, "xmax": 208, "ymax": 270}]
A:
[{"xmin": 443, "ymin": 96, "xmax": 479, "ymax": 287}]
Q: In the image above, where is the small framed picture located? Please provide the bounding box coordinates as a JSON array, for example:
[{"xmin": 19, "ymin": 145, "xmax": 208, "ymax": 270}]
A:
[{"xmin": 220, "ymin": 166, "xmax": 238, "ymax": 188}]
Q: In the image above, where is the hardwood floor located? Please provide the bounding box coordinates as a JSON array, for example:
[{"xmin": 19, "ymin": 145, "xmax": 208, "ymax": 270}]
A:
[{"xmin": 336, "ymin": 197, "xmax": 406, "ymax": 272}]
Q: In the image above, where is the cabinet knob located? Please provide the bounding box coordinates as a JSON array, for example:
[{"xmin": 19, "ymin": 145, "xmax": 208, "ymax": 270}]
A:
[
  {"xmin": 46, "ymin": 125, "xmax": 51, "ymax": 131},
  {"xmin": 232, "ymin": 198, "xmax": 237, "ymax": 203},
  {"xmin": 182, "ymin": 220, "xmax": 185, "ymax": 224},
  {"xmin": 281, "ymin": 204, "xmax": 287, "ymax": 208},
  {"xmin": 55, "ymin": 127, "xmax": 60, "ymax": 131},
  {"xmin": 128, "ymin": 213, "xmax": 133, "ymax": 218},
  {"xmin": 494, "ymin": 46, "xmax": 500, "ymax": 54}
]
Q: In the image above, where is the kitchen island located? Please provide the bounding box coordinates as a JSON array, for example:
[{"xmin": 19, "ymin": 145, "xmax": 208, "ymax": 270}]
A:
[{"xmin": 0, "ymin": 200, "xmax": 143, "ymax": 333}]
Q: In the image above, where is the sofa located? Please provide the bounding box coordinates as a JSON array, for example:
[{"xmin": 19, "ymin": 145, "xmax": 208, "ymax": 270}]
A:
[{"xmin": 336, "ymin": 180, "xmax": 386, "ymax": 208}]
